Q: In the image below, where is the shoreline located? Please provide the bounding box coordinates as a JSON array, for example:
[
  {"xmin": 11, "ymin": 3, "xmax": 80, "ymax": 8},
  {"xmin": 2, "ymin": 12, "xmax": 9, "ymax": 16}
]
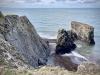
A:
[
  {"xmin": 45, "ymin": 39, "xmax": 100, "ymax": 67},
  {"xmin": 43, "ymin": 38, "xmax": 56, "ymax": 43}
]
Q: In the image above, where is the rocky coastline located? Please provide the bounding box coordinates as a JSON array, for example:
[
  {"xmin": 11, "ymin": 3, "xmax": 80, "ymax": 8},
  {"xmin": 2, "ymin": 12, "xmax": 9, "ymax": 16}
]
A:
[
  {"xmin": 0, "ymin": 11, "xmax": 100, "ymax": 75},
  {"xmin": 0, "ymin": 11, "xmax": 49, "ymax": 68}
]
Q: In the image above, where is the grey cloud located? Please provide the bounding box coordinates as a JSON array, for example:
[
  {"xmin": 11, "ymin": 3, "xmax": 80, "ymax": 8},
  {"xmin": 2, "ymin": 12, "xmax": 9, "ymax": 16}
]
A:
[
  {"xmin": 50, "ymin": 1, "xmax": 55, "ymax": 4},
  {"xmin": 25, "ymin": 0, "xmax": 41, "ymax": 3},
  {"xmin": 69, "ymin": 0, "xmax": 77, "ymax": 1},
  {"xmin": 83, "ymin": 0, "xmax": 100, "ymax": 4},
  {"xmin": 83, "ymin": 1, "xmax": 94, "ymax": 4},
  {"xmin": 55, "ymin": 0, "xmax": 67, "ymax": 1}
]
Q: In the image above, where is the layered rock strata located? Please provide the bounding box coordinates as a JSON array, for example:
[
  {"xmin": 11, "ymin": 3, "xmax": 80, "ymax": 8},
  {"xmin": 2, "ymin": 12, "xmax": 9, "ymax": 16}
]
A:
[
  {"xmin": 0, "ymin": 38, "xmax": 30, "ymax": 68},
  {"xmin": 71, "ymin": 21, "xmax": 95, "ymax": 45},
  {"xmin": 0, "ymin": 11, "xmax": 50, "ymax": 68},
  {"xmin": 55, "ymin": 29, "xmax": 76, "ymax": 55},
  {"xmin": 55, "ymin": 21, "xmax": 95, "ymax": 55}
]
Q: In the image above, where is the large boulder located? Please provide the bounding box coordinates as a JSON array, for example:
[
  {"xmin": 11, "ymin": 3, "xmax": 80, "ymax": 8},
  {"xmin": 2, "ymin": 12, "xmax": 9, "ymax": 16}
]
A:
[
  {"xmin": 0, "ymin": 11, "xmax": 50, "ymax": 68},
  {"xmin": 55, "ymin": 29, "xmax": 76, "ymax": 55},
  {"xmin": 71, "ymin": 21, "xmax": 95, "ymax": 45}
]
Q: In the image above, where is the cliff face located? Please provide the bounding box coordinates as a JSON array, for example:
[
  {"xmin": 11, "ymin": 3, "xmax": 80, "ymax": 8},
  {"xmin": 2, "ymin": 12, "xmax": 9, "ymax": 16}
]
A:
[
  {"xmin": 0, "ymin": 11, "xmax": 50, "ymax": 68},
  {"xmin": 0, "ymin": 38, "xmax": 29, "ymax": 68},
  {"xmin": 71, "ymin": 21, "xmax": 95, "ymax": 45}
]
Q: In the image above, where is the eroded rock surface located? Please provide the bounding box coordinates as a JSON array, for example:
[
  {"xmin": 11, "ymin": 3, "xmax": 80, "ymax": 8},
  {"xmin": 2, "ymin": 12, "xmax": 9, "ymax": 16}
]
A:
[
  {"xmin": 55, "ymin": 29, "xmax": 76, "ymax": 55},
  {"xmin": 0, "ymin": 11, "xmax": 50, "ymax": 68},
  {"xmin": 71, "ymin": 21, "xmax": 95, "ymax": 45},
  {"xmin": 77, "ymin": 62, "xmax": 100, "ymax": 75},
  {"xmin": 0, "ymin": 38, "xmax": 30, "ymax": 68}
]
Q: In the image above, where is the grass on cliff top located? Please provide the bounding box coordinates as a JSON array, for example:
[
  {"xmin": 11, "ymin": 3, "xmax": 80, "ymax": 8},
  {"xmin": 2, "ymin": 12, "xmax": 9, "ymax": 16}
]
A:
[
  {"xmin": 0, "ymin": 66, "xmax": 77, "ymax": 75},
  {"xmin": 0, "ymin": 55, "xmax": 6, "ymax": 66},
  {"xmin": 0, "ymin": 55, "xmax": 77, "ymax": 75},
  {"xmin": 0, "ymin": 57, "xmax": 76, "ymax": 75},
  {"xmin": 0, "ymin": 66, "xmax": 33, "ymax": 75},
  {"xmin": 0, "ymin": 52, "xmax": 100, "ymax": 75}
]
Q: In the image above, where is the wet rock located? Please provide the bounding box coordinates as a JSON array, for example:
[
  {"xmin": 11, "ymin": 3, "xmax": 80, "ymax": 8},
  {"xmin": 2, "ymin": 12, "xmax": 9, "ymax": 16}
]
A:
[
  {"xmin": 0, "ymin": 11, "xmax": 50, "ymax": 68},
  {"xmin": 47, "ymin": 53, "xmax": 78, "ymax": 72},
  {"xmin": 71, "ymin": 21, "xmax": 95, "ymax": 45},
  {"xmin": 55, "ymin": 29, "xmax": 76, "ymax": 55}
]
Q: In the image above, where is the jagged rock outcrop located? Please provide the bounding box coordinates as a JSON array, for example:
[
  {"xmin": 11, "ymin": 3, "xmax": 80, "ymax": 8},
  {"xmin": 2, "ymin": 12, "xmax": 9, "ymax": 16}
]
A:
[
  {"xmin": 0, "ymin": 11, "xmax": 50, "ymax": 68},
  {"xmin": 71, "ymin": 21, "xmax": 95, "ymax": 45},
  {"xmin": 0, "ymin": 38, "xmax": 30, "ymax": 68},
  {"xmin": 77, "ymin": 62, "xmax": 100, "ymax": 75},
  {"xmin": 55, "ymin": 29, "xmax": 76, "ymax": 55}
]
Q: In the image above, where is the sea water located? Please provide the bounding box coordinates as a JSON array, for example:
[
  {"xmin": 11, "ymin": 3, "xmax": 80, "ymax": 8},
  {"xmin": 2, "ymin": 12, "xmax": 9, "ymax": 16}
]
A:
[{"xmin": 1, "ymin": 8, "xmax": 100, "ymax": 64}]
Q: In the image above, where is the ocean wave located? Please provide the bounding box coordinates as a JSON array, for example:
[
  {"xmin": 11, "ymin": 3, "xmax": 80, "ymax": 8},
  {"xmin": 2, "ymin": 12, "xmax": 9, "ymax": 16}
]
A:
[
  {"xmin": 38, "ymin": 32, "xmax": 57, "ymax": 39},
  {"xmin": 76, "ymin": 44, "xmax": 82, "ymax": 48},
  {"xmin": 62, "ymin": 51, "xmax": 88, "ymax": 64}
]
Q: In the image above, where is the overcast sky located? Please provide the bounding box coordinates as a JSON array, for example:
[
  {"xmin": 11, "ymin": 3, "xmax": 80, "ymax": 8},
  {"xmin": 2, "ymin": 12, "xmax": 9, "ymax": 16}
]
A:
[{"xmin": 0, "ymin": 0, "xmax": 100, "ymax": 8}]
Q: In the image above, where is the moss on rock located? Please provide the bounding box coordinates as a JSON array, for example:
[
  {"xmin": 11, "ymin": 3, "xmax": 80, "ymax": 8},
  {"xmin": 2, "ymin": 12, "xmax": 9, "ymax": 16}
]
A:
[{"xmin": 0, "ymin": 11, "xmax": 5, "ymax": 24}]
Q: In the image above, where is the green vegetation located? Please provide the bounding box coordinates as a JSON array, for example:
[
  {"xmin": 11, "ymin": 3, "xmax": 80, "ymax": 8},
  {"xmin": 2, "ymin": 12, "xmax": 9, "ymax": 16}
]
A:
[
  {"xmin": 32, "ymin": 66, "xmax": 78, "ymax": 75},
  {"xmin": 0, "ymin": 18, "xmax": 4, "ymax": 24},
  {"xmin": 0, "ymin": 66, "xmax": 76, "ymax": 75},
  {"xmin": 0, "ymin": 67, "xmax": 33, "ymax": 75},
  {"xmin": 0, "ymin": 65, "xmax": 100, "ymax": 75},
  {"xmin": 0, "ymin": 55, "xmax": 6, "ymax": 66}
]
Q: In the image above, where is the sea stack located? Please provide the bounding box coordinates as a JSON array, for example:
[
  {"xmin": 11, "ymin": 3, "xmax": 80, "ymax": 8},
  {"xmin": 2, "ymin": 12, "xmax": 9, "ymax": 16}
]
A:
[
  {"xmin": 55, "ymin": 29, "xmax": 76, "ymax": 55},
  {"xmin": 71, "ymin": 21, "xmax": 95, "ymax": 45}
]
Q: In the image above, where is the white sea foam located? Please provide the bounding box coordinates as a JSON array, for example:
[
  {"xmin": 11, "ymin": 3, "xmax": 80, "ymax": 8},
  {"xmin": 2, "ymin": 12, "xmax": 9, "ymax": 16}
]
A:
[
  {"xmin": 72, "ymin": 51, "xmax": 88, "ymax": 60},
  {"xmin": 49, "ymin": 43, "xmax": 56, "ymax": 54},
  {"xmin": 38, "ymin": 32, "xmax": 57, "ymax": 39},
  {"xmin": 62, "ymin": 51, "xmax": 88, "ymax": 60},
  {"xmin": 62, "ymin": 51, "xmax": 88, "ymax": 64},
  {"xmin": 76, "ymin": 44, "xmax": 82, "ymax": 48}
]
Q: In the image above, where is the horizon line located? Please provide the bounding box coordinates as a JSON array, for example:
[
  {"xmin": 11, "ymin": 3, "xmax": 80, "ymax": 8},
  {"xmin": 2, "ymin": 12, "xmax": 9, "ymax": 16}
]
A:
[{"xmin": 0, "ymin": 7, "xmax": 100, "ymax": 9}]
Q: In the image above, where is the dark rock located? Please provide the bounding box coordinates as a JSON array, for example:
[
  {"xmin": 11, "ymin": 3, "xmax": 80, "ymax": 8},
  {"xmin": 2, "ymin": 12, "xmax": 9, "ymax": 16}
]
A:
[
  {"xmin": 0, "ymin": 11, "xmax": 50, "ymax": 68},
  {"xmin": 55, "ymin": 29, "xmax": 76, "ymax": 55},
  {"xmin": 71, "ymin": 21, "xmax": 95, "ymax": 45}
]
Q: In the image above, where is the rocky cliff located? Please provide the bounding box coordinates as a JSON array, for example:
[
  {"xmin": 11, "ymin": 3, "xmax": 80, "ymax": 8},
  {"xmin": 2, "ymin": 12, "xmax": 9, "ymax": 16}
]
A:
[
  {"xmin": 0, "ymin": 38, "xmax": 30, "ymax": 68},
  {"xmin": 0, "ymin": 11, "xmax": 50, "ymax": 68},
  {"xmin": 71, "ymin": 21, "xmax": 95, "ymax": 45},
  {"xmin": 56, "ymin": 29, "xmax": 76, "ymax": 55}
]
